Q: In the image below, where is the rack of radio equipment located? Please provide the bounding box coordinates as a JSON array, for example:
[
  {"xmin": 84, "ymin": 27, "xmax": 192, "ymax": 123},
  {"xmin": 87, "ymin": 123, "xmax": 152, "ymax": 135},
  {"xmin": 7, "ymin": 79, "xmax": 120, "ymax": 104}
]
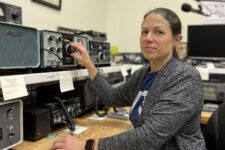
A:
[
  {"xmin": 40, "ymin": 30, "xmax": 88, "ymax": 68},
  {"xmin": 75, "ymin": 30, "xmax": 107, "ymax": 42},
  {"xmin": 23, "ymin": 83, "xmax": 83, "ymax": 141}
]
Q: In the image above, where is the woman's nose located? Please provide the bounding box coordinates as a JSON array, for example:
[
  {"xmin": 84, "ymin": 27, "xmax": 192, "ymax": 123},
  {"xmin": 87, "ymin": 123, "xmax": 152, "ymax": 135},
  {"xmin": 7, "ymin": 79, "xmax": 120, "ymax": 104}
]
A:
[{"xmin": 146, "ymin": 32, "xmax": 154, "ymax": 41}]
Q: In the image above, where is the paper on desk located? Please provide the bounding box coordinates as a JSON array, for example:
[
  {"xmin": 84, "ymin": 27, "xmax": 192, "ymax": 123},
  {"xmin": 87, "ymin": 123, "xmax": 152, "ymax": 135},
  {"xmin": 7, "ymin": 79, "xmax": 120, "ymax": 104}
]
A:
[
  {"xmin": 120, "ymin": 66, "xmax": 128, "ymax": 77},
  {"xmin": 64, "ymin": 126, "xmax": 88, "ymax": 134},
  {"xmin": 196, "ymin": 67, "xmax": 209, "ymax": 81},
  {"xmin": 59, "ymin": 72, "xmax": 74, "ymax": 93},
  {"xmin": 0, "ymin": 75, "xmax": 28, "ymax": 100},
  {"xmin": 88, "ymin": 114, "xmax": 106, "ymax": 120}
]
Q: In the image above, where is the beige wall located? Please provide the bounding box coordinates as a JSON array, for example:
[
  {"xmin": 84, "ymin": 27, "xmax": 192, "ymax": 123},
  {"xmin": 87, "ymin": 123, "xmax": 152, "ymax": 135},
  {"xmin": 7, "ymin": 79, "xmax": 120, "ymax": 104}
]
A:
[
  {"xmin": 1, "ymin": 0, "xmax": 204, "ymax": 52},
  {"xmin": 106, "ymin": 0, "xmax": 204, "ymax": 52},
  {"xmin": 0, "ymin": 0, "xmax": 107, "ymax": 31}
]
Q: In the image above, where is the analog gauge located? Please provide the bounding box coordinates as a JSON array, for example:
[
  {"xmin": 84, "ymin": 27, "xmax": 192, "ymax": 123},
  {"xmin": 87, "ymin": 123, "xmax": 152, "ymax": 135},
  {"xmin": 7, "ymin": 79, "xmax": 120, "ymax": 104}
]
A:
[{"xmin": 0, "ymin": 7, "xmax": 4, "ymax": 16}]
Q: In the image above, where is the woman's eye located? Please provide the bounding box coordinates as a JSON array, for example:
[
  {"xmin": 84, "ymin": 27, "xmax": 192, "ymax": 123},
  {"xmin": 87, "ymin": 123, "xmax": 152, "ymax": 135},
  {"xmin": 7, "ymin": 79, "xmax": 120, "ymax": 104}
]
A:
[
  {"xmin": 141, "ymin": 31, "xmax": 148, "ymax": 35},
  {"xmin": 156, "ymin": 31, "xmax": 163, "ymax": 35}
]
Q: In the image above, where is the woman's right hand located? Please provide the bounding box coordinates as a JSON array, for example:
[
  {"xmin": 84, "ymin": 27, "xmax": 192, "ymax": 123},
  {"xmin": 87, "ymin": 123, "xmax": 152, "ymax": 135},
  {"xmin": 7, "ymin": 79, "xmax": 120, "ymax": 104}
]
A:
[
  {"xmin": 69, "ymin": 42, "xmax": 93, "ymax": 69},
  {"xmin": 70, "ymin": 42, "xmax": 98, "ymax": 80}
]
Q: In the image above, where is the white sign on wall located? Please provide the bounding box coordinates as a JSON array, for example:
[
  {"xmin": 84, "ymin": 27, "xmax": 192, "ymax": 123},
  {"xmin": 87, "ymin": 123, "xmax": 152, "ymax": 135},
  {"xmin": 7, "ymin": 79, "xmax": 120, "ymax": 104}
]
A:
[{"xmin": 204, "ymin": 1, "xmax": 225, "ymax": 24}]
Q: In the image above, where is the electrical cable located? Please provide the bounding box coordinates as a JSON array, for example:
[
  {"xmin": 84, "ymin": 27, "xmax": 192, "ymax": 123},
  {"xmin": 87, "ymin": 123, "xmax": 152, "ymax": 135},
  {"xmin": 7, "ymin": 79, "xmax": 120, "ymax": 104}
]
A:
[
  {"xmin": 54, "ymin": 97, "xmax": 75, "ymax": 132},
  {"xmin": 42, "ymin": 48, "xmax": 63, "ymax": 61}
]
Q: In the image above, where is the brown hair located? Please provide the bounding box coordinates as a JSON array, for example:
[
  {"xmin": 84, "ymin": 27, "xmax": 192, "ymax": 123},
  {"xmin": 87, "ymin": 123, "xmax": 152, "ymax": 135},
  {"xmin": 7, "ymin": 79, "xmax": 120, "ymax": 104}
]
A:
[{"xmin": 143, "ymin": 8, "xmax": 182, "ymax": 60}]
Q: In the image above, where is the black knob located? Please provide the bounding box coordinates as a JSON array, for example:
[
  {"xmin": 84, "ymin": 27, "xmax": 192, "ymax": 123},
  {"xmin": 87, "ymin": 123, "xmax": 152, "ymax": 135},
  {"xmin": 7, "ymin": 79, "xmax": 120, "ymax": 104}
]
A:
[
  {"xmin": 48, "ymin": 36, "xmax": 55, "ymax": 41},
  {"xmin": 57, "ymin": 37, "xmax": 63, "ymax": 42},
  {"xmin": 217, "ymin": 92, "xmax": 225, "ymax": 101},
  {"xmin": 57, "ymin": 48, "xmax": 62, "ymax": 52},
  {"xmin": 49, "ymin": 47, "xmax": 56, "ymax": 52},
  {"xmin": 66, "ymin": 43, "xmax": 75, "ymax": 55},
  {"xmin": 12, "ymin": 10, "xmax": 20, "ymax": 19}
]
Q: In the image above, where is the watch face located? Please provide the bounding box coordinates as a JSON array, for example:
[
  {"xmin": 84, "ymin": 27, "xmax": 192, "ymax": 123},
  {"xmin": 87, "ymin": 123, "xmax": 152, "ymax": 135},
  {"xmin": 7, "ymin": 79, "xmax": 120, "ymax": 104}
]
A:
[{"xmin": 85, "ymin": 139, "xmax": 95, "ymax": 150}]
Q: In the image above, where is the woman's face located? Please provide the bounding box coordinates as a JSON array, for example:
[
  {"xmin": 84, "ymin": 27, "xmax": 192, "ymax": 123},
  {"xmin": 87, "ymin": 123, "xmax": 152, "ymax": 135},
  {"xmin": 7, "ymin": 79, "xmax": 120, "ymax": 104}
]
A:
[{"xmin": 140, "ymin": 13, "xmax": 180, "ymax": 62}]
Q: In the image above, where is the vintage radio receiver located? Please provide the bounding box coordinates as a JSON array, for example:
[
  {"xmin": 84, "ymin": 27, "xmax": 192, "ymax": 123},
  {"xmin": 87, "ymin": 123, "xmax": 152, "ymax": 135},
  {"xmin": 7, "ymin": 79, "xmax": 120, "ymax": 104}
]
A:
[
  {"xmin": 0, "ymin": 100, "xmax": 23, "ymax": 150},
  {"xmin": 0, "ymin": 2, "xmax": 22, "ymax": 24},
  {"xmin": 38, "ymin": 97, "xmax": 82, "ymax": 129},
  {"xmin": 40, "ymin": 30, "xmax": 88, "ymax": 67},
  {"xmin": 76, "ymin": 30, "xmax": 107, "ymax": 41},
  {"xmin": 203, "ymin": 82, "xmax": 225, "ymax": 102},
  {"xmin": 88, "ymin": 40, "xmax": 111, "ymax": 66},
  {"xmin": 0, "ymin": 22, "xmax": 40, "ymax": 69},
  {"xmin": 36, "ymin": 84, "xmax": 83, "ymax": 120}
]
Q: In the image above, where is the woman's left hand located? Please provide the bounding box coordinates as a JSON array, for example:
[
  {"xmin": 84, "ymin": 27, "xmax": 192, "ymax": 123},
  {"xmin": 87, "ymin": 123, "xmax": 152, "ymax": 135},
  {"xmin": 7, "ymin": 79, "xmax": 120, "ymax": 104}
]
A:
[{"xmin": 50, "ymin": 135, "xmax": 85, "ymax": 150}]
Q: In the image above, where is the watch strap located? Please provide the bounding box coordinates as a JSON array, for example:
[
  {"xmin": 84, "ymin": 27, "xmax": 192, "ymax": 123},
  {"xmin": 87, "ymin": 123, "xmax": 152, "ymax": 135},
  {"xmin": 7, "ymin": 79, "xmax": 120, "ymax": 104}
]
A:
[{"xmin": 85, "ymin": 139, "xmax": 95, "ymax": 150}]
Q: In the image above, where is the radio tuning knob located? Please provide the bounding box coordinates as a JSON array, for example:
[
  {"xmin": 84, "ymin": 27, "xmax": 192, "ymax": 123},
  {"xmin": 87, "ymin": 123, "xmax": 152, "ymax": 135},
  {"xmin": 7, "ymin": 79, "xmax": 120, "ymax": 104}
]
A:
[
  {"xmin": 217, "ymin": 92, "xmax": 225, "ymax": 101},
  {"xmin": 12, "ymin": 11, "xmax": 20, "ymax": 19},
  {"xmin": 49, "ymin": 47, "xmax": 56, "ymax": 52},
  {"xmin": 57, "ymin": 48, "xmax": 62, "ymax": 52},
  {"xmin": 48, "ymin": 36, "xmax": 55, "ymax": 41},
  {"xmin": 57, "ymin": 37, "xmax": 63, "ymax": 42}
]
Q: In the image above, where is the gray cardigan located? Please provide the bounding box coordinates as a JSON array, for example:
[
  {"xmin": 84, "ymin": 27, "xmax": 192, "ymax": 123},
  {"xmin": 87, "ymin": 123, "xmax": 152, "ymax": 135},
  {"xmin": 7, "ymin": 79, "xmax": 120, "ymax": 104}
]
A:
[{"xmin": 89, "ymin": 57, "xmax": 207, "ymax": 150}]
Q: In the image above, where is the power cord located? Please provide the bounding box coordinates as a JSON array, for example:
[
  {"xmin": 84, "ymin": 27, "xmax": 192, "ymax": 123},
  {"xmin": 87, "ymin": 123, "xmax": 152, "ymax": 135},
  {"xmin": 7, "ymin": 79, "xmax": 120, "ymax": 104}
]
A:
[
  {"xmin": 42, "ymin": 49, "xmax": 63, "ymax": 61},
  {"xmin": 54, "ymin": 97, "xmax": 75, "ymax": 132}
]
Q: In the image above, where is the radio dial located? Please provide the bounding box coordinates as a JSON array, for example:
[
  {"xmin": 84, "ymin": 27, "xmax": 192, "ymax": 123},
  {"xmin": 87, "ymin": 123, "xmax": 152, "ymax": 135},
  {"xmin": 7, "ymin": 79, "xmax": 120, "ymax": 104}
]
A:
[
  {"xmin": 98, "ymin": 52, "xmax": 103, "ymax": 61},
  {"xmin": 66, "ymin": 43, "xmax": 75, "ymax": 55}
]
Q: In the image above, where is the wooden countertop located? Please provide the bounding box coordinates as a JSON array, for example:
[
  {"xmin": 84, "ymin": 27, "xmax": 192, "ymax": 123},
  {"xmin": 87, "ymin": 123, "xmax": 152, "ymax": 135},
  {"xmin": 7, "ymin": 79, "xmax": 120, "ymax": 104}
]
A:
[
  {"xmin": 11, "ymin": 112, "xmax": 133, "ymax": 150},
  {"xmin": 10, "ymin": 109, "xmax": 213, "ymax": 150},
  {"xmin": 201, "ymin": 111, "xmax": 213, "ymax": 124}
]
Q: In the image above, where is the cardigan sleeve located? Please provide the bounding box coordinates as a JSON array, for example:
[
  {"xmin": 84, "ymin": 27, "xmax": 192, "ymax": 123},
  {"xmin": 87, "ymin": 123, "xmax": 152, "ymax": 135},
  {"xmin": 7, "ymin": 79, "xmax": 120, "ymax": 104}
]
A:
[
  {"xmin": 97, "ymin": 67, "xmax": 204, "ymax": 150},
  {"xmin": 88, "ymin": 68, "xmax": 143, "ymax": 107}
]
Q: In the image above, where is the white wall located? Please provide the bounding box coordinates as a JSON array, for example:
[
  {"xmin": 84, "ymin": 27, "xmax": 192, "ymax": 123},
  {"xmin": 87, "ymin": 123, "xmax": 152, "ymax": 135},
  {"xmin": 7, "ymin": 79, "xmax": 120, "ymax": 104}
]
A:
[
  {"xmin": 106, "ymin": 0, "xmax": 204, "ymax": 52},
  {"xmin": 1, "ymin": 0, "xmax": 204, "ymax": 52},
  {"xmin": 0, "ymin": 0, "xmax": 107, "ymax": 31}
]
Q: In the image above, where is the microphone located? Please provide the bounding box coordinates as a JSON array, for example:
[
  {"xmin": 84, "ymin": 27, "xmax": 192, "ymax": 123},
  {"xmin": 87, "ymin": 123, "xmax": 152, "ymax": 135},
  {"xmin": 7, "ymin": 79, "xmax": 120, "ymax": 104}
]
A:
[{"xmin": 181, "ymin": 3, "xmax": 209, "ymax": 17}]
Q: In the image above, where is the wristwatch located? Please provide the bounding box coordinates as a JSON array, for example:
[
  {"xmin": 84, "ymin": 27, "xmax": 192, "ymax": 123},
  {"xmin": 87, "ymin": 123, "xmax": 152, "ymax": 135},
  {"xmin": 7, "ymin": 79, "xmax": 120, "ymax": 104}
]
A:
[{"xmin": 85, "ymin": 139, "xmax": 95, "ymax": 150}]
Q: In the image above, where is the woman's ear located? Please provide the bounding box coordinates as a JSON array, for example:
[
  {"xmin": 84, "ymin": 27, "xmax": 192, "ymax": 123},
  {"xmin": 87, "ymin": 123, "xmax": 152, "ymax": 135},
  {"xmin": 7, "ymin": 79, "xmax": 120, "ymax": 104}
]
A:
[{"xmin": 173, "ymin": 34, "xmax": 182, "ymax": 46}]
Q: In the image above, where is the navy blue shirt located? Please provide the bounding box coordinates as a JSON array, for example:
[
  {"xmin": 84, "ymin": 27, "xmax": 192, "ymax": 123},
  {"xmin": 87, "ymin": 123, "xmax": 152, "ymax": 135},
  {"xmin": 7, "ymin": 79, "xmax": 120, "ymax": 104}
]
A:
[{"xmin": 129, "ymin": 71, "xmax": 158, "ymax": 128}]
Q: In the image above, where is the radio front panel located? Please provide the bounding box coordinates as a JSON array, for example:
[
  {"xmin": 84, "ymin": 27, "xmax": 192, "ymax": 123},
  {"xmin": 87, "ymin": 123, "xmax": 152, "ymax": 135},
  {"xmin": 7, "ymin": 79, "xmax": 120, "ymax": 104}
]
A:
[
  {"xmin": 88, "ymin": 40, "xmax": 111, "ymax": 66},
  {"xmin": 40, "ymin": 30, "xmax": 63, "ymax": 67}
]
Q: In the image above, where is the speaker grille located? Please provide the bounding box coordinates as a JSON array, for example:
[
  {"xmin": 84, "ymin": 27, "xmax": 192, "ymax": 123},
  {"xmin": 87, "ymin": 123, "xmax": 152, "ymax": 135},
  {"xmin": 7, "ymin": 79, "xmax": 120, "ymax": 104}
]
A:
[{"xmin": 0, "ymin": 22, "xmax": 40, "ymax": 68}]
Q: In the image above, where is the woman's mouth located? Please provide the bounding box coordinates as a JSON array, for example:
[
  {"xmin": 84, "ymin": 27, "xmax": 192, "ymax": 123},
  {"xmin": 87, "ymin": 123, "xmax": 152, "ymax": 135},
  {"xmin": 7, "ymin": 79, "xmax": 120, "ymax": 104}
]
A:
[{"xmin": 143, "ymin": 46, "xmax": 156, "ymax": 51}]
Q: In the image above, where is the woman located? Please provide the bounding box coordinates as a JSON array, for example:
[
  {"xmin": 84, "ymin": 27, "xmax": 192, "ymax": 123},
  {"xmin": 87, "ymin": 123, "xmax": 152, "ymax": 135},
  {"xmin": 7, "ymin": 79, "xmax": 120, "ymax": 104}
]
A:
[{"xmin": 50, "ymin": 8, "xmax": 206, "ymax": 150}]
